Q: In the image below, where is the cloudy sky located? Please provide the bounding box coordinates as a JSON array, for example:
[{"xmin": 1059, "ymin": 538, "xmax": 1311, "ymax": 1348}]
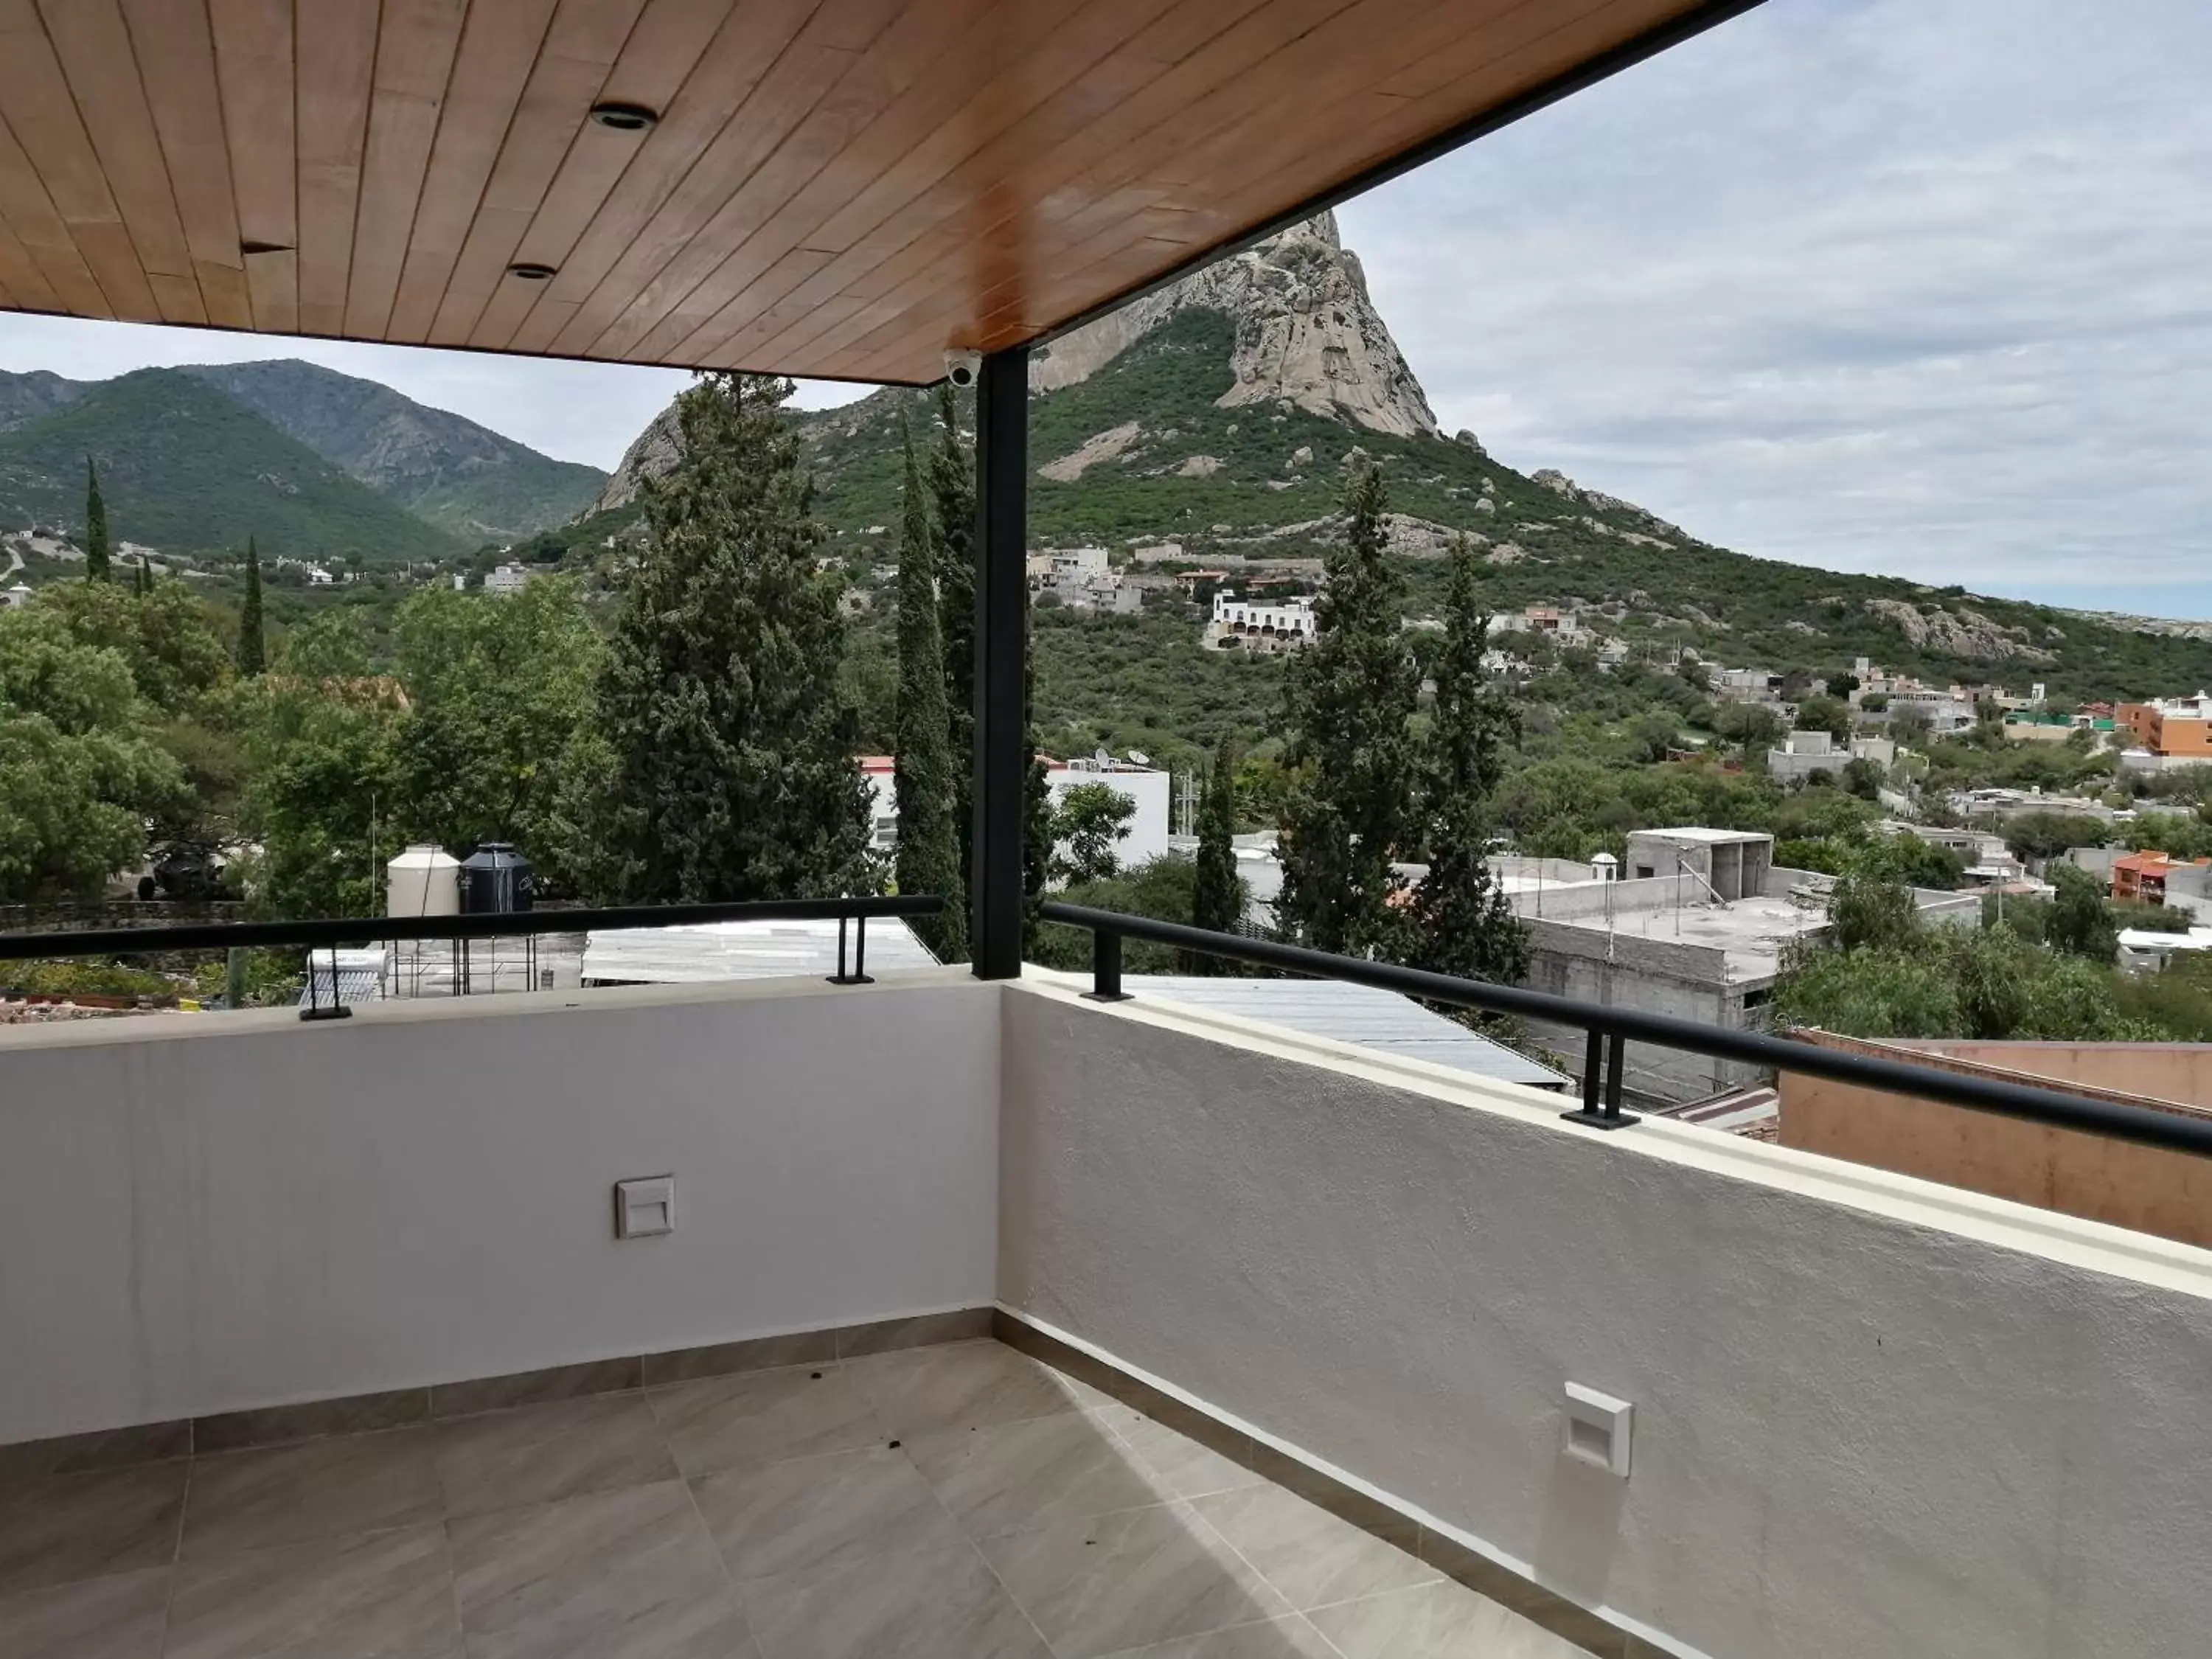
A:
[{"xmin": 1, "ymin": 0, "xmax": 2205, "ymax": 614}]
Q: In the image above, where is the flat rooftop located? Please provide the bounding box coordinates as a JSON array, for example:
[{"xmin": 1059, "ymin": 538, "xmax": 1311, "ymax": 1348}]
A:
[{"xmin": 1533, "ymin": 892, "xmax": 1827, "ymax": 983}]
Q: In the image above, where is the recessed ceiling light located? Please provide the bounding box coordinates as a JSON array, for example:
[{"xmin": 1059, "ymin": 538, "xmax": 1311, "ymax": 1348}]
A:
[
  {"xmin": 508, "ymin": 262, "xmax": 557, "ymax": 281},
  {"xmin": 588, "ymin": 102, "xmax": 658, "ymax": 133}
]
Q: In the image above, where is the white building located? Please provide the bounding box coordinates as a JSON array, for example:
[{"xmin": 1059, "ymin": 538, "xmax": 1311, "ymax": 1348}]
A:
[
  {"xmin": 0, "ymin": 582, "xmax": 31, "ymax": 609},
  {"xmin": 1767, "ymin": 730, "xmax": 1896, "ymax": 785},
  {"xmin": 484, "ymin": 562, "xmax": 532, "ymax": 597},
  {"xmin": 1047, "ymin": 755, "xmax": 1172, "ymax": 869},
  {"xmin": 1208, "ymin": 591, "xmax": 1317, "ymax": 652},
  {"xmin": 860, "ymin": 752, "xmax": 1171, "ymax": 872},
  {"xmin": 1046, "ymin": 546, "xmax": 1109, "ymax": 581}
]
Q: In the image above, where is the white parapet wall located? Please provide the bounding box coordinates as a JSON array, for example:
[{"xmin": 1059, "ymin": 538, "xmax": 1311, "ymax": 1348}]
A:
[
  {"xmin": 0, "ymin": 973, "xmax": 1000, "ymax": 1442},
  {"xmin": 998, "ymin": 979, "xmax": 2212, "ymax": 1659}
]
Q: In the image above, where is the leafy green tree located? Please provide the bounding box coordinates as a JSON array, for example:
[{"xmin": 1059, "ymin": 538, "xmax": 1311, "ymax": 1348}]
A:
[
  {"xmin": 2046, "ymin": 863, "xmax": 2120, "ymax": 962},
  {"xmin": 892, "ymin": 420, "xmax": 967, "ymax": 961},
  {"xmin": 2002, "ymin": 809, "xmax": 2108, "ymax": 863},
  {"xmin": 1828, "ymin": 863, "xmax": 1923, "ymax": 953},
  {"xmin": 1276, "ymin": 458, "xmax": 1419, "ymax": 956},
  {"xmin": 389, "ymin": 578, "xmax": 600, "ymax": 891},
  {"xmin": 0, "ymin": 603, "xmax": 187, "ymax": 903},
  {"xmin": 928, "ymin": 383, "xmax": 975, "ymax": 872},
  {"xmin": 1408, "ymin": 538, "xmax": 1526, "ymax": 988},
  {"xmin": 237, "ymin": 535, "xmax": 266, "ymax": 677},
  {"xmin": 83, "ymin": 457, "xmax": 111, "ymax": 581},
  {"xmin": 1794, "ymin": 694, "xmax": 1852, "ymax": 742},
  {"xmin": 1053, "ymin": 781, "xmax": 1135, "ymax": 884},
  {"xmin": 572, "ymin": 373, "xmax": 869, "ymax": 903},
  {"xmin": 1034, "ymin": 853, "xmax": 1201, "ymax": 973},
  {"xmin": 1187, "ymin": 736, "xmax": 1244, "ymax": 967},
  {"xmin": 1841, "ymin": 755, "xmax": 1885, "ymax": 799}
]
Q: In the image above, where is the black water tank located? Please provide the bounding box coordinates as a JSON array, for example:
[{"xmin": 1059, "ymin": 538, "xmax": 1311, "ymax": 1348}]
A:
[{"xmin": 458, "ymin": 842, "xmax": 534, "ymax": 914}]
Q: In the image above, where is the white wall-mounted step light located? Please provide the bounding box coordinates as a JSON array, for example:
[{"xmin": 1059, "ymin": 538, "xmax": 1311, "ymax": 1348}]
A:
[
  {"xmin": 614, "ymin": 1175, "xmax": 675, "ymax": 1239},
  {"xmin": 1562, "ymin": 1382, "xmax": 1633, "ymax": 1477}
]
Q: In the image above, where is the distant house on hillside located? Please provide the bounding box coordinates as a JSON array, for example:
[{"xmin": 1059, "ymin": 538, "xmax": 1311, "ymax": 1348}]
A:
[{"xmin": 484, "ymin": 563, "xmax": 531, "ymax": 597}]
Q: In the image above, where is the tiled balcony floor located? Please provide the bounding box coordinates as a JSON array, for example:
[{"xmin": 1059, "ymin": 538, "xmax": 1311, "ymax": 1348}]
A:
[{"xmin": 0, "ymin": 1340, "xmax": 1595, "ymax": 1659}]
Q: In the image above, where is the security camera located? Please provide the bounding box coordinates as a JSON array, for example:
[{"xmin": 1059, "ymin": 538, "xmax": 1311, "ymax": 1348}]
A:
[{"xmin": 944, "ymin": 350, "xmax": 981, "ymax": 389}]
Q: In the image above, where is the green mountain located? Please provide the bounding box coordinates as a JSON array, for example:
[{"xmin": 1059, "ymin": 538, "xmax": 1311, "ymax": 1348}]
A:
[
  {"xmin": 182, "ymin": 360, "xmax": 604, "ymax": 544},
  {"xmin": 580, "ymin": 210, "xmax": 2212, "ymax": 709},
  {"xmin": 0, "ymin": 369, "xmax": 465, "ymax": 562},
  {"xmin": 0, "ymin": 368, "xmax": 87, "ymax": 434}
]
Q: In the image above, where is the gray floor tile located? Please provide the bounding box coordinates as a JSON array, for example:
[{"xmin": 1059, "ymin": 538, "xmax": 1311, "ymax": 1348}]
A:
[
  {"xmin": 979, "ymin": 1501, "xmax": 1291, "ymax": 1659},
  {"xmin": 1095, "ymin": 1408, "xmax": 1265, "ymax": 1503},
  {"xmin": 905, "ymin": 1411, "xmax": 1165, "ymax": 1540},
  {"xmin": 648, "ymin": 1368, "xmax": 882, "ymax": 1481},
  {"xmin": 738, "ymin": 1534, "xmax": 1048, "ymax": 1659},
  {"xmin": 448, "ymin": 1478, "xmax": 744, "ymax": 1659},
  {"xmin": 1096, "ymin": 1613, "xmax": 1343, "ymax": 1658},
  {"xmin": 0, "ymin": 1464, "xmax": 187, "ymax": 1596},
  {"xmin": 691, "ymin": 1447, "xmax": 967, "ymax": 1583},
  {"xmin": 435, "ymin": 1394, "xmax": 678, "ymax": 1518},
  {"xmin": 164, "ymin": 1523, "xmax": 459, "ymax": 1659},
  {"xmin": 181, "ymin": 1428, "xmax": 443, "ymax": 1561},
  {"xmin": 0, "ymin": 1565, "xmax": 170, "ymax": 1658},
  {"xmin": 844, "ymin": 1341, "xmax": 1088, "ymax": 1439},
  {"xmin": 1305, "ymin": 1579, "xmax": 1601, "ymax": 1659},
  {"xmin": 1191, "ymin": 1484, "xmax": 1435, "ymax": 1613}
]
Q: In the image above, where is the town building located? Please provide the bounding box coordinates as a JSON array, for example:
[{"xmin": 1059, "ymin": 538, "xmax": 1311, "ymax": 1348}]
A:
[
  {"xmin": 860, "ymin": 753, "xmax": 1172, "ymax": 871},
  {"xmin": 0, "ymin": 582, "xmax": 29, "ymax": 609},
  {"xmin": 1778, "ymin": 1032, "xmax": 2212, "ymax": 1249},
  {"xmin": 1509, "ymin": 829, "xmax": 1977, "ymax": 1105},
  {"xmin": 2113, "ymin": 850, "xmax": 2212, "ymax": 908},
  {"xmin": 1207, "ymin": 590, "xmax": 1317, "ymax": 652},
  {"xmin": 483, "ymin": 562, "xmax": 531, "ymax": 596},
  {"xmin": 2117, "ymin": 692, "xmax": 2212, "ymax": 758},
  {"xmin": 1765, "ymin": 729, "xmax": 1896, "ymax": 785}
]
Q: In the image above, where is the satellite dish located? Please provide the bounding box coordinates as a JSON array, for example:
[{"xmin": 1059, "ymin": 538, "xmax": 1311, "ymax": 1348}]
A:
[
  {"xmin": 1127, "ymin": 749, "xmax": 1150, "ymax": 766},
  {"xmin": 1094, "ymin": 747, "xmax": 1110, "ymax": 766}
]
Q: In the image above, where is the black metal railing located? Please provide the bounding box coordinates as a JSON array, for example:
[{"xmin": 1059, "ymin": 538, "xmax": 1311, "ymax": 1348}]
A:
[
  {"xmin": 1039, "ymin": 901, "xmax": 2212, "ymax": 1159},
  {"xmin": 0, "ymin": 895, "xmax": 944, "ymax": 1020}
]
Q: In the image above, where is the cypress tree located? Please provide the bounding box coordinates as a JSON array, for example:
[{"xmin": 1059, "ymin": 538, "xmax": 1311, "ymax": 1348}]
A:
[
  {"xmin": 927, "ymin": 383, "xmax": 976, "ymax": 873},
  {"xmin": 133, "ymin": 555, "xmax": 149, "ymax": 598},
  {"xmin": 1408, "ymin": 537, "xmax": 1528, "ymax": 991},
  {"xmin": 1187, "ymin": 735, "xmax": 1243, "ymax": 970},
  {"xmin": 83, "ymin": 458, "xmax": 111, "ymax": 581},
  {"xmin": 1275, "ymin": 456, "xmax": 1420, "ymax": 958},
  {"xmin": 893, "ymin": 419, "xmax": 968, "ymax": 961},
  {"xmin": 236, "ymin": 536, "xmax": 266, "ymax": 677},
  {"xmin": 582, "ymin": 372, "xmax": 870, "ymax": 903}
]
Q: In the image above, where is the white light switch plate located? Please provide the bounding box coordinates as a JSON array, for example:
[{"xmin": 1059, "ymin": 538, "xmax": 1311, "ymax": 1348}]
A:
[{"xmin": 614, "ymin": 1175, "xmax": 675, "ymax": 1239}]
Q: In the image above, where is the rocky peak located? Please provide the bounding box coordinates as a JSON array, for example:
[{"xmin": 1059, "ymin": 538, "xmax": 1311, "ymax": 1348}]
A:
[
  {"xmin": 591, "ymin": 210, "xmax": 1442, "ymax": 513},
  {"xmin": 1030, "ymin": 210, "xmax": 1439, "ymax": 439}
]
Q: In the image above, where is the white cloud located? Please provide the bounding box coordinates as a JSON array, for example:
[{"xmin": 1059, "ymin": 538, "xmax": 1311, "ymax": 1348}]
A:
[{"xmin": 1340, "ymin": 0, "xmax": 2212, "ymax": 615}]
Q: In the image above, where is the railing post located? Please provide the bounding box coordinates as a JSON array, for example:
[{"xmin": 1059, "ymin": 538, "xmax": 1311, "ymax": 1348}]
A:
[
  {"xmin": 1560, "ymin": 1025, "xmax": 1638, "ymax": 1130},
  {"xmin": 1082, "ymin": 928, "xmax": 1132, "ymax": 1002},
  {"xmin": 299, "ymin": 945, "xmax": 351, "ymax": 1022},
  {"xmin": 827, "ymin": 908, "xmax": 874, "ymax": 986}
]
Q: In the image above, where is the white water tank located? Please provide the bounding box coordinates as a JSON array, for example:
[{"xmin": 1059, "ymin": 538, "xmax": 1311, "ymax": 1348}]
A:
[{"xmin": 386, "ymin": 844, "xmax": 460, "ymax": 918}]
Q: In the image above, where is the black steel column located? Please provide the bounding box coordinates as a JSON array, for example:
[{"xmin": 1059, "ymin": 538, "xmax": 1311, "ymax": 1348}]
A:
[{"xmin": 971, "ymin": 346, "xmax": 1029, "ymax": 978}]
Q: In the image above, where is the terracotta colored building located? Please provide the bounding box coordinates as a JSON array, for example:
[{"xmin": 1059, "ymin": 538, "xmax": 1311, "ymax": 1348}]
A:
[
  {"xmin": 2117, "ymin": 692, "xmax": 2212, "ymax": 756},
  {"xmin": 2112, "ymin": 849, "xmax": 2211, "ymax": 903}
]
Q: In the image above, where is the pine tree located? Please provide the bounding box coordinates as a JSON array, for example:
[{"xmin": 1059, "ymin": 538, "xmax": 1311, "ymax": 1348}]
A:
[
  {"xmin": 236, "ymin": 536, "xmax": 266, "ymax": 677},
  {"xmin": 1187, "ymin": 735, "xmax": 1243, "ymax": 970},
  {"xmin": 580, "ymin": 372, "xmax": 870, "ymax": 903},
  {"xmin": 927, "ymin": 383, "xmax": 976, "ymax": 876},
  {"xmin": 893, "ymin": 419, "xmax": 968, "ymax": 961},
  {"xmin": 1275, "ymin": 457, "xmax": 1420, "ymax": 958},
  {"xmin": 83, "ymin": 458, "xmax": 111, "ymax": 581},
  {"xmin": 1408, "ymin": 537, "xmax": 1528, "ymax": 990}
]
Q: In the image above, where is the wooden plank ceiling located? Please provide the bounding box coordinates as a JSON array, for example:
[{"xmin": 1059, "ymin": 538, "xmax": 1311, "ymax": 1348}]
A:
[{"xmin": 0, "ymin": 0, "xmax": 1734, "ymax": 386}]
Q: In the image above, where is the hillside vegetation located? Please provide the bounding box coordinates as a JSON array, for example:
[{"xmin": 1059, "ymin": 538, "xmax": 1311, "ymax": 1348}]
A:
[
  {"xmin": 184, "ymin": 360, "xmax": 604, "ymax": 543},
  {"xmin": 0, "ymin": 370, "xmax": 466, "ymax": 563}
]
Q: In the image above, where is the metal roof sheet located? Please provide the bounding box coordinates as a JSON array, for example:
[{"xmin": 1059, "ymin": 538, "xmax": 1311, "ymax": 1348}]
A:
[
  {"xmin": 581, "ymin": 917, "xmax": 937, "ymax": 985},
  {"xmin": 1119, "ymin": 975, "xmax": 1568, "ymax": 1091}
]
